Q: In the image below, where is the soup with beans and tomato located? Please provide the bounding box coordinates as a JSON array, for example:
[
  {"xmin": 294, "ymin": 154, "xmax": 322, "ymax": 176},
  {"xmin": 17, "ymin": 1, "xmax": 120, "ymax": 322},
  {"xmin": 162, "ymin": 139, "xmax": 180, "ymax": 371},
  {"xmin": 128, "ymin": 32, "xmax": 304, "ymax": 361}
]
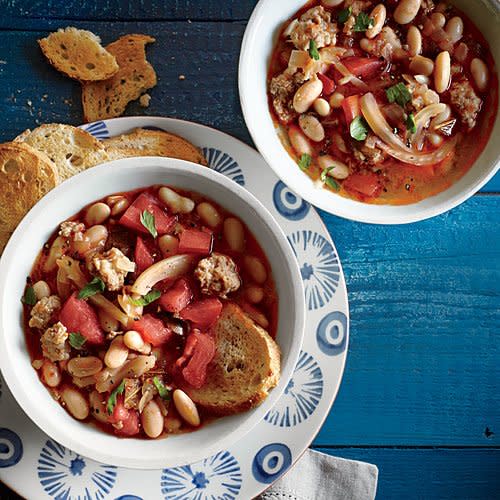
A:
[
  {"xmin": 22, "ymin": 185, "xmax": 278, "ymax": 439},
  {"xmin": 268, "ymin": 0, "xmax": 497, "ymax": 204}
]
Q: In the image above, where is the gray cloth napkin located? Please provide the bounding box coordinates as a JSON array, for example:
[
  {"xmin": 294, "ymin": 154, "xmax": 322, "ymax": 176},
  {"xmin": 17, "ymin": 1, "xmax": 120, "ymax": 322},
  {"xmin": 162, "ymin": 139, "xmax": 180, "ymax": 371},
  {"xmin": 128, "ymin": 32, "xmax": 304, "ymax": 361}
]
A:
[{"xmin": 257, "ymin": 449, "xmax": 378, "ymax": 500}]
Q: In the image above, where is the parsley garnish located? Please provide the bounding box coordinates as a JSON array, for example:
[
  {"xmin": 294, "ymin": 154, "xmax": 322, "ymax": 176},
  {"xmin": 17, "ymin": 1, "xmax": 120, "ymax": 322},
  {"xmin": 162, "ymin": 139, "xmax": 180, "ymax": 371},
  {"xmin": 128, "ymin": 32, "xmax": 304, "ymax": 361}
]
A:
[
  {"xmin": 69, "ymin": 332, "xmax": 87, "ymax": 350},
  {"xmin": 338, "ymin": 7, "xmax": 352, "ymax": 24},
  {"xmin": 153, "ymin": 376, "xmax": 171, "ymax": 401},
  {"xmin": 353, "ymin": 12, "xmax": 374, "ymax": 32},
  {"xmin": 78, "ymin": 277, "xmax": 105, "ymax": 300},
  {"xmin": 308, "ymin": 39, "xmax": 320, "ymax": 61},
  {"xmin": 406, "ymin": 113, "xmax": 417, "ymax": 134},
  {"xmin": 386, "ymin": 83, "xmax": 412, "ymax": 108},
  {"xmin": 297, "ymin": 153, "xmax": 312, "ymax": 171},
  {"xmin": 22, "ymin": 286, "xmax": 37, "ymax": 306},
  {"xmin": 107, "ymin": 379, "xmax": 126, "ymax": 415},
  {"xmin": 320, "ymin": 168, "xmax": 341, "ymax": 191},
  {"xmin": 350, "ymin": 116, "xmax": 369, "ymax": 141},
  {"xmin": 130, "ymin": 289, "xmax": 161, "ymax": 306},
  {"xmin": 140, "ymin": 210, "xmax": 158, "ymax": 238}
]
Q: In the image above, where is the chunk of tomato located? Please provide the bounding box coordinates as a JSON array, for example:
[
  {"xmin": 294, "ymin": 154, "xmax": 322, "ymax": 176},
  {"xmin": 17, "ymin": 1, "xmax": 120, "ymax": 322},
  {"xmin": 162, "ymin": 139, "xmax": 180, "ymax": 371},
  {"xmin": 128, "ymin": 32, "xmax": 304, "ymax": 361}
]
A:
[
  {"xmin": 178, "ymin": 229, "xmax": 213, "ymax": 254},
  {"xmin": 176, "ymin": 331, "xmax": 216, "ymax": 389},
  {"xmin": 342, "ymin": 57, "xmax": 383, "ymax": 79},
  {"xmin": 341, "ymin": 95, "xmax": 360, "ymax": 126},
  {"xmin": 59, "ymin": 293, "xmax": 104, "ymax": 345},
  {"xmin": 108, "ymin": 397, "xmax": 140, "ymax": 436},
  {"xmin": 159, "ymin": 278, "xmax": 193, "ymax": 313},
  {"xmin": 317, "ymin": 72, "xmax": 336, "ymax": 95},
  {"xmin": 133, "ymin": 314, "xmax": 173, "ymax": 346},
  {"xmin": 179, "ymin": 298, "xmax": 223, "ymax": 328},
  {"xmin": 343, "ymin": 173, "xmax": 382, "ymax": 198},
  {"xmin": 119, "ymin": 193, "xmax": 176, "ymax": 235},
  {"xmin": 134, "ymin": 236, "xmax": 155, "ymax": 274}
]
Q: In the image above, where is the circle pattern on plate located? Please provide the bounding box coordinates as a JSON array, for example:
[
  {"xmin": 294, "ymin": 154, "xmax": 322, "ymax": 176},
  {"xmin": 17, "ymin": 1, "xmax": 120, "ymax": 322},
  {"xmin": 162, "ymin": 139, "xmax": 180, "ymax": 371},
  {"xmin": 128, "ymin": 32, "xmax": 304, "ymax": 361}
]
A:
[
  {"xmin": 316, "ymin": 311, "xmax": 348, "ymax": 356},
  {"xmin": 273, "ymin": 181, "xmax": 310, "ymax": 221},
  {"xmin": 0, "ymin": 428, "xmax": 23, "ymax": 468},
  {"xmin": 252, "ymin": 443, "xmax": 292, "ymax": 484}
]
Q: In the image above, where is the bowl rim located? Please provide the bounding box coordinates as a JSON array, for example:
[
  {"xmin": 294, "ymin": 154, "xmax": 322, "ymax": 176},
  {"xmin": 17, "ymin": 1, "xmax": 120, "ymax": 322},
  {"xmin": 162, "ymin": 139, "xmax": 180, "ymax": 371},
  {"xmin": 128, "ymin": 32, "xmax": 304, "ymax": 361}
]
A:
[
  {"xmin": 0, "ymin": 157, "xmax": 306, "ymax": 468},
  {"xmin": 238, "ymin": 0, "xmax": 500, "ymax": 224}
]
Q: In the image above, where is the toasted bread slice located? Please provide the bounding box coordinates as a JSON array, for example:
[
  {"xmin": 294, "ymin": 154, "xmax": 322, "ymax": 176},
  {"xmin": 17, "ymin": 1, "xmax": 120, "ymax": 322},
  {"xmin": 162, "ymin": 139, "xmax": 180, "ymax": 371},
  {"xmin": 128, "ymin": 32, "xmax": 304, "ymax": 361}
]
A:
[
  {"xmin": 15, "ymin": 124, "xmax": 110, "ymax": 182},
  {"xmin": 38, "ymin": 27, "xmax": 119, "ymax": 81},
  {"xmin": 103, "ymin": 128, "xmax": 207, "ymax": 165},
  {"xmin": 81, "ymin": 34, "xmax": 157, "ymax": 122},
  {"xmin": 185, "ymin": 303, "xmax": 281, "ymax": 415},
  {"xmin": 0, "ymin": 142, "xmax": 59, "ymax": 253}
]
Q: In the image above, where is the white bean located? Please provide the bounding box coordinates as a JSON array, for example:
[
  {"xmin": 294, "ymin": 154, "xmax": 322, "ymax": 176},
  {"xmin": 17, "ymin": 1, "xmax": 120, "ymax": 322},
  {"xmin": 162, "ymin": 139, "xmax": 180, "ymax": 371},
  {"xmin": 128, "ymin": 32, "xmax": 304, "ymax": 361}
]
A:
[
  {"xmin": 85, "ymin": 202, "xmax": 111, "ymax": 226},
  {"xmin": 196, "ymin": 202, "xmax": 221, "ymax": 228},
  {"xmin": 42, "ymin": 360, "xmax": 61, "ymax": 387},
  {"xmin": 434, "ymin": 51, "xmax": 451, "ymax": 93},
  {"xmin": 313, "ymin": 98, "xmax": 331, "ymax": 117},
  {"xmin": 445, "ymin": 16, "xmax": 463, "ymax": 43},
  {"xmin": 33, "ymin": 280, "xmax": 51, "ymax": 300},
  {"xmin": 394, "ymin": 0, "xmax": 421, "ymax": 25},
  {"xmin": 61, "ymin": 387, "xmax": 89, "ymax": 420},
  {"xmin": 245, "ymin": 286, "xmax": 264, "ymax": 304},
  {"xmin": 159, "ymin": 186, "xmax": 195, "ymax": 214},
  {"xmin": 73, "ymin": 225, "xmax": 108, "ymax": 255},
  {"xmin": 89, "ymin": 390, "xmax": 108, "ymax": 423},
  {"xmin": 317, "ymin": 155, "xmax": 350, "ymax": 180},
  {"xmin": 72, "ymin": 375, "xmax": 96, "ymax": 388},
  {"xmin": 104, "ymin": 336, "xmax": 129, "ymax": 369},
  {"xmin": 106, "ymin": 196, "xmax": 130, "ymax": 217},
  {"xmin": 329, "ymin": 92, "xmax": 344, "ymax": 109},
  {"xmin": 223, "ymin": 218, "xmax": 245, "ymax": 252},
  {"xmin": 288, "ymin": 126, "xmax": 312, "ymax": 156},
  {"xmin": 244, "ymin": 256, "xmax": 267, "ymax": 284},
  {"xmin": 173, "ymin": 389, "xmax": 200, "ymax": 427},
  {"xmin": 431, "ymin": 12, "xmax": 446, "ymax": 29},
  {"xmin": 293, "ymin": 78, "xmax": 323, "ymax": 113},
  {"xmin": 366, "ymin": 4, "xmax": 386, "ymax": 39},
  {"xmin": 164, "ymin": 415, "xmax": 182, "ymax": 433},
  {"xmin": 67, "ymin": 356, "xmax": 103, "ymax": 377},
  {"xmin": 124, "ymin": 330, "xmax": 151, "ymax": 354},
  {"xmin": 428, "ymin": 133, "xmax": 444, "ymax": 146},
  {"xmin": 321, "ymin": 0, "xmax": 344, "ymax": 6},
  {"xmin": 470, "ymin": 58, "xmax": 489, "ymax": 92},
  {"xmin": 158, "ymin": 234, "xmax": 179, "ymax": 256},
  {"xmin": 407, "ymin": 26, "xmax": 422, "ymax": 56},
  {"xmin": 410, "ymin": 55, "xmax": 434, "ymax": 76},
  {"xmin": 142, "ymin": 400, "xmax": 164, "ymax": 438},
  {"xmin": 98, "ymin": 309, "xmax": 119, "ymax": 333},
  {"xmin": 430, "ymin": 104, "xmax": 452, "ymax": 129},
  {"xmin": 298, "ymin": 114, "xmax": 325, "ymax": 142}
]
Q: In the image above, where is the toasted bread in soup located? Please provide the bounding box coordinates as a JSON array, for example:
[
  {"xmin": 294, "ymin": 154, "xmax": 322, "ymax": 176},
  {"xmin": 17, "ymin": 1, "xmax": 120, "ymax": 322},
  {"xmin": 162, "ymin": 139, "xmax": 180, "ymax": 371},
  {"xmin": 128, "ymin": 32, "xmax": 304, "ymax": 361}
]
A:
[
  {"xmin": 82, "ymin": 34, "xmax": 157, "ymax": 122},
  {"xmin": 0, "ymin": 142, "xmax": 59, "ymax": 254},
  {"xmin": 103, "ymin": 128, "xmax": 208, "ymax": 165},
  {"xmin": 16, "ymin": 124, "xmax": 110, "ymax": 182},
  {"xmin": 38, "ymin": 27, "xmax": 119, "ymax": 81},
  {"xmin": 185, "ymin": 303, "xmax": 281, "ymax": 415}
]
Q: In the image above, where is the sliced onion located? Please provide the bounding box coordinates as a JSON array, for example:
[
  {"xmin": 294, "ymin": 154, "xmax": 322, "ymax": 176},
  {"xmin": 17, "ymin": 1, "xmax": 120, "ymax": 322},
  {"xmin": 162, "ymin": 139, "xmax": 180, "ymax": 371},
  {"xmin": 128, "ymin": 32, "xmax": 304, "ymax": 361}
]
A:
[
  {"xmin": 360, "ymin": 93, "xmax": 457, "ymax": 166},
  {"xmin": 319, "ymin": 46, "xmax": 347, "ymax": 63},
  {"xmin": 288, "ymin": 50, "xmax": 311, "ymax": 70},
  {"xmin": 331, "ymin": 58, "xmax": 369, "ymax": 91},
  {"xmin": 413, "ymin": 103, "xmax": 447, "ymax": 151}
]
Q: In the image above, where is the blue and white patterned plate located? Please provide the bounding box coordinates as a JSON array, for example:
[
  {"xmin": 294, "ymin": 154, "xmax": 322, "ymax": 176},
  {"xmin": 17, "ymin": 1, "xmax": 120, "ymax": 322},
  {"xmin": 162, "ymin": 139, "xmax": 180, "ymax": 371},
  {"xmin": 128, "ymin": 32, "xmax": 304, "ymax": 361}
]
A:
[{"xmin": 0, "ymin": 117, "xmax": 349, "ymax": 499}]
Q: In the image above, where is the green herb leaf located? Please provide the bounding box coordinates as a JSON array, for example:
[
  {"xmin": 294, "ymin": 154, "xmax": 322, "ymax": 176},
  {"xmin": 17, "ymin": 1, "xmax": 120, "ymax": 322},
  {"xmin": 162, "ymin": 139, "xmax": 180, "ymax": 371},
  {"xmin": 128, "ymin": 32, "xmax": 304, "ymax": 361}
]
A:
[
  {"xmin": 338, "ymin": 7, "xmax": 352, "ymax": 24},
  {"xmin": 353, "ymin": 12, "xmax": 374, "ymax": 32},
  {"xmin": 320, "ymin": 168, "xmax": 341, "ymax": 191},
  {"xmin": 153, "ymin": 376, "xmax": 171, "ymax": 401},
  {"xmin": 107, "ymin": 379, "xmax": 126, "ymax": 415},
  {"xmin": 350, "ymin": 116, "xmax": 369, "ymax": 141},
  {"xmin": 22, "ymin": 286, "xmax": 37, "ymax": 306},
  {"xmin": 386, "ymin": 83, "xmax": 412, "ymax": 108},
  {"xmin": 140, "ymin": 210, "xmax": 158, "ymax": 238},
  {"xmin": 130, "ymin": 289, "xmax": 161, "ymax": 307},
  {"xmin": 406, "ymin": 113, "xmax": 417, "ymax": 134},
  {"xmin": 69, "ymin": 332, "xmax": 87, "ymax": 350},
  {"xmin": 297, "ymin": 153, "xmax": 312, "ymax": 171},
  {"xmin": 78, "ymin": 277, "xmax": 105, "ymax": 300},
  {"xmin": 308, "ymin": 39, "xmax": 320, "ymax": 61}
]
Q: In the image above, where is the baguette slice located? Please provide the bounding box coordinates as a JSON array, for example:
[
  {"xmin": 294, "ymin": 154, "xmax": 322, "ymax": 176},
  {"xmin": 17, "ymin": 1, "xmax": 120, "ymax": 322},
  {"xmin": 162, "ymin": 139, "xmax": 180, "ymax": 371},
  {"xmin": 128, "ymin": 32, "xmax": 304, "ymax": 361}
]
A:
[
  {"xmin": 15, "ymin": 124, "xmax": 110, "ymax": 182},
  {"xmin": 38, "ymin": 27, "xmax": 119, "ymax": 81},
  {"xmin": 103, "ymin": 128, "xmax": 207, "ymax": 165},
  {"xmin": 0, "ymin": 142, "xmax": 59, "ymax": 253},
  {"xmin": 82, "ymin": 34, "xmax": 157, "ymax": 122},
  {"xmin": 185, "ymin": 303, "xmax": 281, "ymax": 415}
]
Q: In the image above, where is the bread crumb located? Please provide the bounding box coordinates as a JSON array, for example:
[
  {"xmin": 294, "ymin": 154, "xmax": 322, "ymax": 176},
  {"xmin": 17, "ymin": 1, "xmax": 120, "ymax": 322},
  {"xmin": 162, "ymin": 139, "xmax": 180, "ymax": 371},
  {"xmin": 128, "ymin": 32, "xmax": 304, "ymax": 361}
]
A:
[
  {"xmin": 178, "ymin": 74, "xmax": 186, "ymax": 80},
  {"xmin": 139, "ymin": 93, "xmax": 151, "ymax": 107}
]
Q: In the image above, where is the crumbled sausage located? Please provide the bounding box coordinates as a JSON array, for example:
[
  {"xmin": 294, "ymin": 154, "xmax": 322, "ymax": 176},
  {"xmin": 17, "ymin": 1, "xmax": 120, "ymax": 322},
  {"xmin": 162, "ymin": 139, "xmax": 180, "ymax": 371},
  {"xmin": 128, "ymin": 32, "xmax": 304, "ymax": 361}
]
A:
[
  {"xmin": 407, "ymin": 81, "xmax": 440, "ymax": 111},
  {"xmin": 449, "ymin": 79, "xmax": 482, "ymax": 129},
  {"xmin": 353, "ymin": 139, "xmax": 387, "ymax": 166},
  {"xmin": 41, "ymin": 321, "xmax": 70, "ymax": 362},
  {"xmin": 124, "ymin": 378, "xmax": 141, "ymax": 410},
  {"xmin": 195, "ymin": 253, "xmax": 241, "ymax": 299},
  {"xmin": 289, "ymin": 6, "xmax": 337, "ymax": 51},
  {"xmin": 345, "ymin": 0, "xmax": 373, "ymax": 16},
  {"xmin": 29, "ymin": 295, "xmax": 61, "ymax": 329},
  {"xmin": 91, "ymin": 247, "xmax": 136, "ymax": 291},
  {"xmin": 365, "ymin": 27, "xmax": 403, "ymax": 60},
  {"xmin": 59, "ymin": 221, "xmax": 85, "ymax": 241},
  {"xmin": 269, "ymin": 71, "xmax": 300, "ymax": 124}
]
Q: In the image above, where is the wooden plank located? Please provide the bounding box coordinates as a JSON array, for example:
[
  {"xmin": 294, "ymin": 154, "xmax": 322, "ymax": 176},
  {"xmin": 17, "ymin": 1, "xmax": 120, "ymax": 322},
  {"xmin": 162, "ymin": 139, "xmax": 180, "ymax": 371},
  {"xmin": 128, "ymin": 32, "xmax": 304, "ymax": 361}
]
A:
[
  {"xmin": 314, "ymin": 447, "xmax": 500, "ymax": 500},
  {"xmin": 314, "ymin": 195, "xmax": 499, "ymax": 446}
]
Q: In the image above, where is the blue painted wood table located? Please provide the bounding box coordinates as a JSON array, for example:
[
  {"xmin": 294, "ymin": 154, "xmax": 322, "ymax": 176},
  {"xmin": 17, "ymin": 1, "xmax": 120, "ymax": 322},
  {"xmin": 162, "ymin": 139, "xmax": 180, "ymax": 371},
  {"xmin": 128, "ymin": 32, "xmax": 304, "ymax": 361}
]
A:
[{"xmin": 0, "ymin": 1, "xmax": 498, "ymax": 498}]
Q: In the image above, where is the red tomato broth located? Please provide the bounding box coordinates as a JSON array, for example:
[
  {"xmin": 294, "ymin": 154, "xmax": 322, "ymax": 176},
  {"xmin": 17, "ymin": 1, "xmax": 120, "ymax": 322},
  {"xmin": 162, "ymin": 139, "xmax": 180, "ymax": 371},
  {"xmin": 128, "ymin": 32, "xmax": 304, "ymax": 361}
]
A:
[
  {"xmin": 268, "ymin": 0, "xmax": 498, "ymax": 204},
  {"xmin": 22, "ymin": 184, "xmax": 279, "ymax": 439}
]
